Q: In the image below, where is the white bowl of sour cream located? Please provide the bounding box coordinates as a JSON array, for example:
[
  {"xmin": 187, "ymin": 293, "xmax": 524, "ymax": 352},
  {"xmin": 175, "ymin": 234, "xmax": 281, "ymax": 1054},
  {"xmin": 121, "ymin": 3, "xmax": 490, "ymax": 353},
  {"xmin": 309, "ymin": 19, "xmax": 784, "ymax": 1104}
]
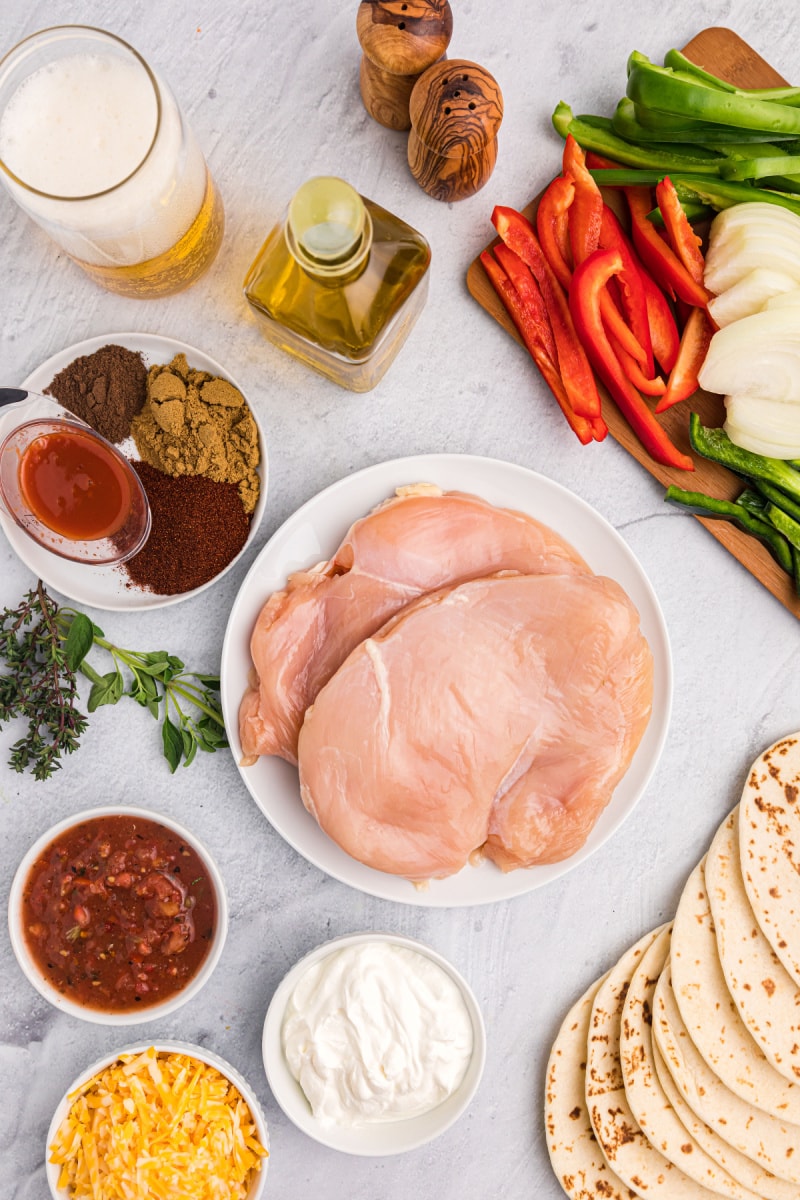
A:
[{"xmin": 261, "ymin": 931, "xmax": 486, "ymax": 1155}]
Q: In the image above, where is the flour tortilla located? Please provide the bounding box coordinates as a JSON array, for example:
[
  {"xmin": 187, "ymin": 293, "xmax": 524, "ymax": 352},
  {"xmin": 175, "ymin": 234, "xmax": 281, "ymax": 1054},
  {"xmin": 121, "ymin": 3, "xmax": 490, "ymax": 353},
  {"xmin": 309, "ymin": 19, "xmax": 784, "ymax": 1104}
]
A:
[
  {"xmin": 739, "ymin": 733, "xmax": 800, "ymax": 987},
  {"xmin": 652, "ymin": 964, "xmax": 800, "ymax": 1184},
  {"xmin": 671, "ymin": 852, "xmax": 800, "ymax": 1118},
  {"xmin": 586, "ymin": 924, "xmax": 719, "ymax": 1199},
  {"xmin": 545, "ymin": 972, "xmax": 637, "ymax": 1200},
  {"xmin": 652, "ymin": 1036, "xmax": 799, "ymax": 1200},
  {"xmin": 619, "ymin": 925, "xmax": 760, "ymax": 1200},
  {"xmin": 706, "ymin": 808, "xmax": 800, "ymax": 1085}
]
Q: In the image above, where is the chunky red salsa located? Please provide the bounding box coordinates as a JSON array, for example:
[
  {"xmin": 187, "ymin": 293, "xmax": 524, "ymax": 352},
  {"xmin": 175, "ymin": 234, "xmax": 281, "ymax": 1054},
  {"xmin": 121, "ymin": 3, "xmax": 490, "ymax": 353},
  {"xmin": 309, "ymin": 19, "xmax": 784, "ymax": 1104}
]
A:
[{"xmin": 21, "ymin": 814, "xmax": 216, "ymax": 1012}]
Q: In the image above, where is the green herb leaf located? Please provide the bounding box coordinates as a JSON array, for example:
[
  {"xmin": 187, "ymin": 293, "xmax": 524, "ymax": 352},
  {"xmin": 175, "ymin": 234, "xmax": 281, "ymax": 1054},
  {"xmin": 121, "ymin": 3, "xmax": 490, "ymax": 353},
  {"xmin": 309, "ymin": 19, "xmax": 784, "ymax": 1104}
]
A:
[
  {"xmin": 63, "ymin": 613, "xmax": 94, "ymax": 672},
  {"xmin": 87, "ymin": 670, "xmax": 124, "ymax": 712},
  {"xmin": 161, "ymin": 716, "xmax": 183, "ymax": 773}
]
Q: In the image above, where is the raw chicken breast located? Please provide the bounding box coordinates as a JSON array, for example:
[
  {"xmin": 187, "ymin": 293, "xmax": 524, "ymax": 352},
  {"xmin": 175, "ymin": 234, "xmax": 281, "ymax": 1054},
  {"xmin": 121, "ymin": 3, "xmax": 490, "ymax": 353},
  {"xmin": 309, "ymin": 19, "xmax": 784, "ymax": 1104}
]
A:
[
  {"xmin": 239, "ymin": 487, "xmax": 589, "ymax": 764},
  {"xmin": 298, "ymin": 573, "xmax": 653, "ymax": 879}
]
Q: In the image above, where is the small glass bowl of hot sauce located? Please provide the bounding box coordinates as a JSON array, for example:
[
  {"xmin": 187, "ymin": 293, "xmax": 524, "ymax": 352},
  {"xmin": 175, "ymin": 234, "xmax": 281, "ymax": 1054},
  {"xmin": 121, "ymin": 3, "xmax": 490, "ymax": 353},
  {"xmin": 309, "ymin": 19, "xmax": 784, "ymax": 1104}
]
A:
[{"xmin": 0, "ymin": 415, "xmax": 150, "ymax": 564}]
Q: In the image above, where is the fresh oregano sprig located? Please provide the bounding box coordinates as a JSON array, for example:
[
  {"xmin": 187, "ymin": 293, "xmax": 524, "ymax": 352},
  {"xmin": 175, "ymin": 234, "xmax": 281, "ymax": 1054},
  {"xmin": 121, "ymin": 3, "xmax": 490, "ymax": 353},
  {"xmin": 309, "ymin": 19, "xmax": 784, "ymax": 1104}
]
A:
[{"xmin": 0, "ymin": 581, "xmax": 228, "ymax": 779}]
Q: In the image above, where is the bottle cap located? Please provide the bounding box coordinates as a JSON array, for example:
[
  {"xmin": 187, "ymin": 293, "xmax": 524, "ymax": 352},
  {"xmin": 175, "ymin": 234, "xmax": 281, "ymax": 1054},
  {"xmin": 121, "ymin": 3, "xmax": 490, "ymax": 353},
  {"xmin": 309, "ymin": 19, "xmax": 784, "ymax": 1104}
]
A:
[{"xmin": 286, "ymin": 177, "xmax": 371, "ymax": 276}]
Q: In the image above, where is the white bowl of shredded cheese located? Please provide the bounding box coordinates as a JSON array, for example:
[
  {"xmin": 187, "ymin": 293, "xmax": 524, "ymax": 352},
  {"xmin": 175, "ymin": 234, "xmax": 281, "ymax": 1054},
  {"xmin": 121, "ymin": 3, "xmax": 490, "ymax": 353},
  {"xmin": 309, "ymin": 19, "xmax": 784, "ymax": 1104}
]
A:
[
  {"xmin": 45, "ymin": 1041, "xmax": 270, "ymax": 1199},
  {"xmin": 262, "ymin": 931, "xmax": 486, "ymax": 1155}
]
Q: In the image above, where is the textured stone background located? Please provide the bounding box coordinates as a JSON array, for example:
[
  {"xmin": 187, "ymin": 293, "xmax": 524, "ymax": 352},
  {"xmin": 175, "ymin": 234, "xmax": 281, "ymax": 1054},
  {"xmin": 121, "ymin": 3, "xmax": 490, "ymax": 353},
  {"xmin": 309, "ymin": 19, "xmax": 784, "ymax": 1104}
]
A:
[{"xmin": 1, "ymin": 2, "xmax": 799, "ymax": 1197}]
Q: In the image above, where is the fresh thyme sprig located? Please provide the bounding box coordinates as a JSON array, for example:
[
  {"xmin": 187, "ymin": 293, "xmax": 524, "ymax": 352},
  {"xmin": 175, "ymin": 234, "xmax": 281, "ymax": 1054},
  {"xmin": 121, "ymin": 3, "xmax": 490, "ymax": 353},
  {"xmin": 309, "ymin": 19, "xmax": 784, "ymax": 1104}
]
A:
[
  {"xmin": 0, "ymin": 581, "xmax": 228, "ymax": 780},
  {"xmin": 0, "ymin": 581, "xmax": 88, "ymax": 780}
]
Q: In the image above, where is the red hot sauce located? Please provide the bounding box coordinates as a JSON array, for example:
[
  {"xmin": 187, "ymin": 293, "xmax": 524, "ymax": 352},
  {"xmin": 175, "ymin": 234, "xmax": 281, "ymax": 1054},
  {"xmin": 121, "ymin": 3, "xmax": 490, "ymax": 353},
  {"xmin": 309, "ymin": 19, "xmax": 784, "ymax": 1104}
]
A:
[
  {"xmin": 21, "ymin": 814, "xmax": 216, "ymax": 1012},
  {"xmin": 19, "ymin": 427, "xmax": 133, "ymax": 541}
]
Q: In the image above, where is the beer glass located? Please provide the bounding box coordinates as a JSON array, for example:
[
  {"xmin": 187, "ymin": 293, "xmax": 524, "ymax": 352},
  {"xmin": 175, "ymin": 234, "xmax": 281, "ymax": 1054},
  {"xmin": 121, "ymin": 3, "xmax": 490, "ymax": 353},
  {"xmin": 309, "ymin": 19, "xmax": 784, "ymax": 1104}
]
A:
[{"xmin": 0, "ymin": 26, "xmax": 224, "ymax": 298}]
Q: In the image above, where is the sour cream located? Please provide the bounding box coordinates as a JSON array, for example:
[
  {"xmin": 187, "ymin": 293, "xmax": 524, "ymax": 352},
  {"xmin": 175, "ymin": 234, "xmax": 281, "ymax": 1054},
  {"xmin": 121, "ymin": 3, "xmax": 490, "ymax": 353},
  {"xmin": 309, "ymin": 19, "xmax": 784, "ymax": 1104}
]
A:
[{"xmin": 281, "ymin": 940, "xmax": 474, "ymax": 1127}]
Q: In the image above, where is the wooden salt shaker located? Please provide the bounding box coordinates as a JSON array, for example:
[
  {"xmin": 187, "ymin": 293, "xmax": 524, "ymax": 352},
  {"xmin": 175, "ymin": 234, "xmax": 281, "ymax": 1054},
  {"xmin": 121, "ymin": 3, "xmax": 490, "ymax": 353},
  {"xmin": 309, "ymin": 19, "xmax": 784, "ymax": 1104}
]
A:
[
  {"xmin": 408, "ymin": 59, "xmax": 503, "ymax": 201},
  {"xmin": 357, "ymin": 0, "xmax": 453, "ymax": 131}
]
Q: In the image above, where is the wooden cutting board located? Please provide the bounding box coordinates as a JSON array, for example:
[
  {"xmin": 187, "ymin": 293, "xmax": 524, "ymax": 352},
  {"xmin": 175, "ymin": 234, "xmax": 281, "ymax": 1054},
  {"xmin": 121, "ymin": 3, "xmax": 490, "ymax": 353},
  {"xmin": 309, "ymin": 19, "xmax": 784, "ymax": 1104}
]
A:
[{"xmin": 466, "ymin": 28, "xmax": 800, "ymax": 618}]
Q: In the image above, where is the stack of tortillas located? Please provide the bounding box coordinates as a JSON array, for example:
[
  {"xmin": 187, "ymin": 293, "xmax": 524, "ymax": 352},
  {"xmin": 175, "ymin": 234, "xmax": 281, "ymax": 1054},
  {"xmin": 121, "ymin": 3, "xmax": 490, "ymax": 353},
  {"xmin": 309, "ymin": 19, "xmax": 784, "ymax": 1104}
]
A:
[{"xmin": 545, "ymin": 734, "xmax": 800, "ymax": 1200}]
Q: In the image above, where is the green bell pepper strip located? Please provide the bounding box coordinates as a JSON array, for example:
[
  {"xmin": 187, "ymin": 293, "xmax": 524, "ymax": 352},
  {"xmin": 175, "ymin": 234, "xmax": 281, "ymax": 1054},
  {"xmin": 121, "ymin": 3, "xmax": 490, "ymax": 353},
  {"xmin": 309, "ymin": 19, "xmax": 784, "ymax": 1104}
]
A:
[
  {"xmin": 612, "ymin": 97, "xmax": 793, "ymax": 145},
  {"xmin": 688, "ymin": 413, "xmax": 800, "ymax": 502},
  {"xmin": 751, "ymin": 479, "xmax": 800, "ymax": 523},
  {"xmin": 661, "ymin": 49, "xmax": 738, "ymax": 92},
  {"xmin": 587, "ymin": 169, "xmax": 800, "ymax": 217},
  {"xmin": 627, "ymin": 53, "xmax": 800, "ymax": 136},
  {"xmin": 764, "ymin": 503, "xmax": 800, "ymax": 551},
  {"xmin": 552, "ymin": 104, "xmax": 724, "ymax": 174},
  {"xmin": 664, "ymin": 486, "xmax": 794, "ymax": 571},
  {"xmin": 720, "ymin": 155, "xmax": 800, "ymax": 180},
  {"xmin": 663, "ymin": 48, "xmax": 800, "ymax": 107}
]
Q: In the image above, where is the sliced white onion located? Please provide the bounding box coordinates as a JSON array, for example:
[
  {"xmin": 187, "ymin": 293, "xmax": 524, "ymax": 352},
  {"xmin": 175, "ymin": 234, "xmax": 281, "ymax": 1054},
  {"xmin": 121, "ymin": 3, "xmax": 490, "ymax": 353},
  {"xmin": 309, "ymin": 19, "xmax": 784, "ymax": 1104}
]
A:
[
  {"xmin": 698, "ymin": 309, "xmax": 800, "ymax": 400},
  {"xmin": 765, "ymin": 287, "xmax": 800, "ymax": 311},
  {"xmin": 723, "ymin": 413, "xmax": 800, "ymax": 459},
  {"xmin": 704, "ymin": 230, "xmax": 800, "ymax": 293},
  {"xmin": 726, "ymin": 393, "xmax": 800, "ymax": 442},
  {"xmin": 706, "ymin": 268, "xmax": 798, "ymax": 326},
  {"xmin": 707, "ymin": 201, "xmax": 800, "ymax": 250}
]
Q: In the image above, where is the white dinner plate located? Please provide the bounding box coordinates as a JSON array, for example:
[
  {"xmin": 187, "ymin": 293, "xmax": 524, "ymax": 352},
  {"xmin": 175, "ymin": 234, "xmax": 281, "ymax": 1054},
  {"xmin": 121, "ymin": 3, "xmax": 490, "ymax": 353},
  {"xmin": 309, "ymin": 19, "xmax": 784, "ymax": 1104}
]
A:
[
  {"xmin": 219, "ymin": 454, "xmax": 672, "ymax": 907},
  {"xmin": 0, "ymin": 333, "xmax": 268, "ymax": 611}
]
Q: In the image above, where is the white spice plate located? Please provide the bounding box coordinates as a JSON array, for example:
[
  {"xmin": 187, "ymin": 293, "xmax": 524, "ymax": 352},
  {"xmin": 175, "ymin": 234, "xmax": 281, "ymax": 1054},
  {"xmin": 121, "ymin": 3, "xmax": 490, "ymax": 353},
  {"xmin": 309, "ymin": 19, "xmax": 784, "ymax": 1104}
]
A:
[
  {"xmin": 219, "ymin": 453, "xmax": 672, "ymax": 907},
  {"xmin": 0, "ymin": 333, "xmax": 268, "ymax": 611}
]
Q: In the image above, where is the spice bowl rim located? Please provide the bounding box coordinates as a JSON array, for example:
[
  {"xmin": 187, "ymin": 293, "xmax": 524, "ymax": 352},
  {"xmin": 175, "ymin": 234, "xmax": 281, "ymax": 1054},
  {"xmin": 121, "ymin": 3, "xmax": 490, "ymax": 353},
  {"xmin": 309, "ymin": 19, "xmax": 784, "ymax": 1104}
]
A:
[
  {"xmin": 7, "ymin": 803, "xmax": 229, "ymax": 1026},
  {"xmin": 5, "ymin": 331, "xmax": 269, "ymax": 611},
  {"xmin": 261, "ymin": 929, "xmax": 487, "ymax": 1156},
  {"xmin": 0, "ymin": 409, "xmax": 152, "ymax": 565},
  {"xmin": 45, "ymin": 1038, "xmax": 270, "ymax": 1200}
]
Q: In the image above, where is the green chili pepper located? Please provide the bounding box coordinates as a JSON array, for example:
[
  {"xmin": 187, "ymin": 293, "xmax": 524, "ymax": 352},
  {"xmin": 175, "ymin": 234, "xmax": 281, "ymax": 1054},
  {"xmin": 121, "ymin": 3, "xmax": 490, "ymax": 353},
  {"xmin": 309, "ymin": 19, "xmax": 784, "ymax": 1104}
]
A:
[
  {"xmin": 664, "ymin": 486, "xmax": 794, "ymax": 572},
  {"xmin": 627, "ymin": 53, "xmax": 800, "ymax": 136}
]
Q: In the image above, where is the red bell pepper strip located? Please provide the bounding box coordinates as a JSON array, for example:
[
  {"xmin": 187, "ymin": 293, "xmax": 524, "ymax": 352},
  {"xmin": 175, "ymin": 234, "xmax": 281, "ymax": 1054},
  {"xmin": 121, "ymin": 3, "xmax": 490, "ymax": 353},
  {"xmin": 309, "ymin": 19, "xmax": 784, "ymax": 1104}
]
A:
[
  {"xmin": 585, "ymin": 151, "xmax": 623, "ymax": 171},
  {"xmin": 655, "ymin": 307, "xmax": 714, "ymax": 413},
  {"xmin": 562, "ymin": 135, "xmax": 603, "ymax": 266},
  {"xmin": 569, "ymin": 248, "xmax": 695, "ymax": 471},
  {"xmin": 492, "ymin": 206, "xmax": 602, "ymax": 421},
  {"xmin": 625, "ymin": 186, "xmax": 710, "ymax": 308},
  {"xmin": 655, "ymin": 176, "xmax": 706, "ymax": 287},
  {"xmin": 479, "ymin": 249, "xmax": 604, "ymax": 445},
  {"xmin": 608, "ymin": 331, "xmax": 666, "ymax": 396},
  {"xmin": 641, "ymin": 271, "xmax": 680, "ymax": 374},
  {"xmin": 536, "ymin": 175, "xmax": 574, "ymax": 291},
  {"xmin": 598, "ymin": 205, "xmax": 655, "ymax": 378},
  {"xmin": 493, "ymin": 243, "xmax": 557, "ymax": 364}
]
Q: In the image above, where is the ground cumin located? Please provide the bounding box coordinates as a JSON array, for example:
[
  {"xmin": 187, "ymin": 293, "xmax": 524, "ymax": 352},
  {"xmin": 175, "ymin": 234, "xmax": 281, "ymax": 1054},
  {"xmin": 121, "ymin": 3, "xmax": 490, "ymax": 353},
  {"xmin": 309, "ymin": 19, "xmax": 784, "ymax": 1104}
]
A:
[
  {"xmin": 131, "ymin": 354, "xmax": 260, "ymax": 513},
  {"xmin": 45, "ymin": 344, "xmax": 147, "ymax": 443},
  {"xmin": 123, "ymin": 461, "xmax": 250, "ymax": 595}
]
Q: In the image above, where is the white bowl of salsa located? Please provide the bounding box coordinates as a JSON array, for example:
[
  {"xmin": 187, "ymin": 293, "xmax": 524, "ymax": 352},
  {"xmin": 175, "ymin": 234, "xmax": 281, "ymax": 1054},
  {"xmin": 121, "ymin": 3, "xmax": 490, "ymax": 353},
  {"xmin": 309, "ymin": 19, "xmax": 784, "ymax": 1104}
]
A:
[{"xmin": 8, "ymin": 805, "xmax": 228, "ymax": 1024}]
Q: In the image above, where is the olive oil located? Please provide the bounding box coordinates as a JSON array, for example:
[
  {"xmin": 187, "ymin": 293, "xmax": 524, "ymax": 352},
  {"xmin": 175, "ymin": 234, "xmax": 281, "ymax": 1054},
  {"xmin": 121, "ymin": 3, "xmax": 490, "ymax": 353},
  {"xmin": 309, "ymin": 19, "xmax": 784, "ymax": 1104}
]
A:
[{"xmin": 243, "ymin": 177, "xmax": 431, "ymax": 392}]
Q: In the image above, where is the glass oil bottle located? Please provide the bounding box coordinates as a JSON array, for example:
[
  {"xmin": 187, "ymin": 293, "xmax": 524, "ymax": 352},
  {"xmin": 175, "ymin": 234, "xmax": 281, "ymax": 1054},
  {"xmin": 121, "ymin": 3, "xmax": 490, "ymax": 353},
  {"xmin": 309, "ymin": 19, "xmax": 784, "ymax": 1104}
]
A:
[{"xmin": 243, "ymin": 176, "xmax": 431, "ymax": 392}]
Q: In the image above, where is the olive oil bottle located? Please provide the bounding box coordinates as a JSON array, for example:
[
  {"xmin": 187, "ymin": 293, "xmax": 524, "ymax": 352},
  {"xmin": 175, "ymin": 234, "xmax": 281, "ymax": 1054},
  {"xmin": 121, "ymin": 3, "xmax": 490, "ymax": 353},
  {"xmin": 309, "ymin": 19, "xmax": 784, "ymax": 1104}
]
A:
[{"xmin": 243, "ymin": 177, "xmax": 431, "ymax": 392}]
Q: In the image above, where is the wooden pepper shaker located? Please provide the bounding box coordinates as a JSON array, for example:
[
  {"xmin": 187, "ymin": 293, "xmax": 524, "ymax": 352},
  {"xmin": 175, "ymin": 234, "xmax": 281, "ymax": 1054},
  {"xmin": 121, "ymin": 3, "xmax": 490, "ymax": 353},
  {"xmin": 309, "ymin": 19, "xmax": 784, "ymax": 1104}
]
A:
[
  {"xmin": 408, "ymin": 59, "xmax": 503, "ymax": 201},
  {"xmin": 357, "ymin": 0, "xmax": 453, "ymax": 131}
]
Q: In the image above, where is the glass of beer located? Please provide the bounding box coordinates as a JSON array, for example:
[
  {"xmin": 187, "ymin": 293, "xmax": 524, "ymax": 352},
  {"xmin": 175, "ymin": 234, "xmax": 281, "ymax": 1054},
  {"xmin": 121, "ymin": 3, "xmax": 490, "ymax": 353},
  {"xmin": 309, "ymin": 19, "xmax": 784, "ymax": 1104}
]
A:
[{"xmin": 0, "ymin": 26, "xmax": 224, "ymax": 298}]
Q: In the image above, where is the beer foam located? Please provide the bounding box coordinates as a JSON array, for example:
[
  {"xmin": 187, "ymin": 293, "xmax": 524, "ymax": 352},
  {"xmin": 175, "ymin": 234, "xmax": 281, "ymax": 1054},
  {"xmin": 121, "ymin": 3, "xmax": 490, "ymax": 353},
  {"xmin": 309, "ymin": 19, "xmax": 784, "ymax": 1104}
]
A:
[
  {"xmin": 0, "ymin": 51, "xmax": 207, "ymax": 266},
  {"xmin": 0, "ymin": 53, "xmax": 157, "ymax": 196}
]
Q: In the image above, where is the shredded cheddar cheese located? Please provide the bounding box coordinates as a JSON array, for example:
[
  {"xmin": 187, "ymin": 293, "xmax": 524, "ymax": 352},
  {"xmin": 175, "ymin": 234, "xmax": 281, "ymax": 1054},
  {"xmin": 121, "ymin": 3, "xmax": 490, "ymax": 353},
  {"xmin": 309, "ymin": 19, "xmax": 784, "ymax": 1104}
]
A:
[{"xmin": 49, "ymin": 1047, "xmax": 268, "ymax": 1199}]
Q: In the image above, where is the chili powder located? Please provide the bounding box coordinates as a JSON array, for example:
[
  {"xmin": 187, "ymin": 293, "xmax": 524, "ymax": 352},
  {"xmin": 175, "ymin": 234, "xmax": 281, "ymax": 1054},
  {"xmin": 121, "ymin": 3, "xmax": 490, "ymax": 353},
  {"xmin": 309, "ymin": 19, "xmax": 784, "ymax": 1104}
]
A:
[
  {"xmin": 45, "ymin": 344, "xmax": 147, "ymax": 444},
  {"xmin": 123, "ymin": 461, "xmax": 250, "ymax": 594}
]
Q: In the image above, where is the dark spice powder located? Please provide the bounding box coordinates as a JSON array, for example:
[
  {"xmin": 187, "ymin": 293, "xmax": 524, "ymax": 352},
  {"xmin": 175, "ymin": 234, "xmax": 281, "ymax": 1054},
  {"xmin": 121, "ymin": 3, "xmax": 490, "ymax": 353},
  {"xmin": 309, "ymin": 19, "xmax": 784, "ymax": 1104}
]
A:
[
  {"xmin": 123, "ymin": 461, "xmax": 250, "ymax": 595},
  {"xmin": 45, "ymin": 344, "xmax": 147, "ymax": 444}
]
